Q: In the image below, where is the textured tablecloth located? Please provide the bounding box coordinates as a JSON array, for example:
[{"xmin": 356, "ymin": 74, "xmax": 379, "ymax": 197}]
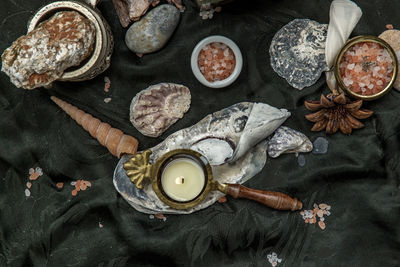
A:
[{"xmin": 0, "ymin": 0, "xmax": 399, "ymax": 266}]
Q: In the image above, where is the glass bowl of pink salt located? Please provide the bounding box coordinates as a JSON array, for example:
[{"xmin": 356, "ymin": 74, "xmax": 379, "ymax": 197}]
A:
[
  {"xmin": 191, "ymin": 35, "xmax": 243, "ymax": 88},
  {"xmin": 334, "ymin": 36, "xmax": 398, "ymax": 100}
]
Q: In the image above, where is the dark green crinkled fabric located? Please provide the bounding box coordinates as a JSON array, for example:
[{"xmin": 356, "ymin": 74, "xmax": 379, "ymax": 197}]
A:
[{"xmin": 1, "ymin": 0, "xmax": 399, "ymax": 266}]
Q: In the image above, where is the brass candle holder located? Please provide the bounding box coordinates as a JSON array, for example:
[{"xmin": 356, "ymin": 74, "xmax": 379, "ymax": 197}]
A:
[
  {"xmin": 123, "ymin": 149, "xmax": 302, "ymax": 211},
  {"xmin": 334, "ymin": 35, "xmax": 398, "ymax": 100},
  {"xmin": 28, "ymin": 0, "xmax": 114, "ymax": 82}
]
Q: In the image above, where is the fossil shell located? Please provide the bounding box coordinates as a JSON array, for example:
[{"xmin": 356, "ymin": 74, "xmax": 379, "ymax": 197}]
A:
[
  {"xmin": 270, "ymin": 19, "xmax": 328, "ymax": 90},
  {"xmin": 51, "ymin": 96, "xmax": 138, "ymax": 158},
  {"xmin": 114, "ymin": 102, "xmax": 291, "ymax": 214},
  {"xmin": 267, "ymin": 126, "xmax": 313, "ymax": 158},
  {"xmin": 129, "ymin": 83, "xmax": 191, "ymax": 137},
  {"xmin": 1, "ymin": 11, "xmax": 95, "ymax": 89}
]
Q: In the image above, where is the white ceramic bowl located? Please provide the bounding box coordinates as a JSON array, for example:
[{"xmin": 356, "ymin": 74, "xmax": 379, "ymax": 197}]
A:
[{"xmin": 191, "ymin": 35, "xmax": 243, "ymax": 88}]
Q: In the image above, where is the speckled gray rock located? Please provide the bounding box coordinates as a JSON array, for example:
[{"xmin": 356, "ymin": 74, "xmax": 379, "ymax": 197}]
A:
[
  {"xmin": 125, "ymin": 5, "xmax": 180, "ymax": 54},
  {"xmin": 269, "ymin": 19, "xmax": 328, "ymax": 90}
]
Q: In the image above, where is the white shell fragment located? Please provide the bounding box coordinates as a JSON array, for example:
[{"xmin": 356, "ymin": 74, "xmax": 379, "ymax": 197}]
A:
[
  {"xmin": 269, "ymin": 19, "xmax": 328, "ymax": 90},
  {"xmin": 325, "ymin": 0, "xmax": 362, "ymax": 67},
  {"xmin": 1, "ymin": 11, "xmax": 95, "ymax": 90},
  {"xmin": 114, "ymin": 102, "xmax": 291, "ymax": 214},
  {"xmin": 190, "ymin": 138, "xmax": 234, "ymax": 165},
  {"xmin": 267, "ymin": 126, "xmax": 313, "ymax": 158},
  {"xmin": 325, "ymin": 0, "xmax": 362, "ymax": 93},
  {"xmin": 129, "ymin": 83, "xmax": 191, "ymax": 137}
]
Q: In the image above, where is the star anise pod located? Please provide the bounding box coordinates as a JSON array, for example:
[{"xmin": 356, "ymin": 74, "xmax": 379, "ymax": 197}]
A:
[{"xmin": 304, "ymin": 93, "xmax": 373, "ymax": 135}]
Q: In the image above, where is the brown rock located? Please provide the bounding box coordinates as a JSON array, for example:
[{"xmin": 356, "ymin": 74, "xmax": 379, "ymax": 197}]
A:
[{"xmin": 1, "ymin": 11, "xmax": 95, "ymax": 89}]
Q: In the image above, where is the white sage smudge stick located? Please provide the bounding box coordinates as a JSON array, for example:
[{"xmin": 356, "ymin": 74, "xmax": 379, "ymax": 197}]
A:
[{"xmin": 325, "ymin": 0, "xmax": 362, "ymax": 94}]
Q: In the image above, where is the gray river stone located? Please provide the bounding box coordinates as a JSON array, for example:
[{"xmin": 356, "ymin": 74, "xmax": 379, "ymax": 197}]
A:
[{"xmin": 125, "ymin": 4, "xmax": 180, "ymax": 54}]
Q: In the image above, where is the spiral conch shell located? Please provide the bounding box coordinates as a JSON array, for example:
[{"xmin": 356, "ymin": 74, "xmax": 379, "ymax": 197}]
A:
[{"xmin": 51, "ymin": 96, "xmax": 138, "ymax": 158}]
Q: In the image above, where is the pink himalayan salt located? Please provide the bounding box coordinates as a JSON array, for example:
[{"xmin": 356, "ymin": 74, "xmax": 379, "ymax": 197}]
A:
[
  {"xmin": 197, "ymin": 42, "xmax": 236, "ymax": 82},
  {"xmin": 340, "ymin": 41, "xmax": 394, "ymax": 96}
]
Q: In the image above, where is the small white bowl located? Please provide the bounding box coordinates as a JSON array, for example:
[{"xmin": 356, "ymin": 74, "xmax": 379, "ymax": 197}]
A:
[{"xmin": 191, "ymin": 35, "xmax": 243, "ymax": 88}]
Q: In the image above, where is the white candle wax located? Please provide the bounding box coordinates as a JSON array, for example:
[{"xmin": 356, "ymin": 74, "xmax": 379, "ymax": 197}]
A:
[{"xmin": 161, "ymin": 158, "xmax": 206, "ymax": 202}]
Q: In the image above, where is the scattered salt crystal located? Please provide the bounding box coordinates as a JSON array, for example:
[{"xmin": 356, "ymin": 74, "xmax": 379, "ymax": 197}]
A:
[
  {"xmin": 104, "ymin": 97, "xmax": 112, "ymax": 103},
  {"xmin": 26, "ymin": 182, "xmax": 32, "ymax": 188},
  {"xmin": 35, "ymin": 167, "xmax": 43, "ymax": 175},
  {"xmin": 386, "ymin": 24, "xmax": 394, "ymax": 30},
  {"xmin": 149, "ymin": 215, "xmax": 154, "ymax": 219},
  {"xmin": 368, "ymin": 84, "xmax": 374, "ymax": 89},
  {"xmin": 377, "ymin": 80, "xmax": 383, "ymax": 85},
  {"xmin": 25, "ymin": 189, "xmax": 31, "ymax": 197}
]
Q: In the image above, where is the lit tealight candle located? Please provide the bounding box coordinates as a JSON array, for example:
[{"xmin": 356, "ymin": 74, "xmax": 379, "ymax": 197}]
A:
[{"xmin": 161, "ymin": 158, "xmax": 206, "ymax": 202}]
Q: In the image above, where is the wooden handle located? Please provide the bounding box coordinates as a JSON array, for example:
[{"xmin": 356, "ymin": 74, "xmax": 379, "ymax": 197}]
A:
[{"xmin": 225, "ymin": 184, "xmax": 302, "ymax": 211}]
